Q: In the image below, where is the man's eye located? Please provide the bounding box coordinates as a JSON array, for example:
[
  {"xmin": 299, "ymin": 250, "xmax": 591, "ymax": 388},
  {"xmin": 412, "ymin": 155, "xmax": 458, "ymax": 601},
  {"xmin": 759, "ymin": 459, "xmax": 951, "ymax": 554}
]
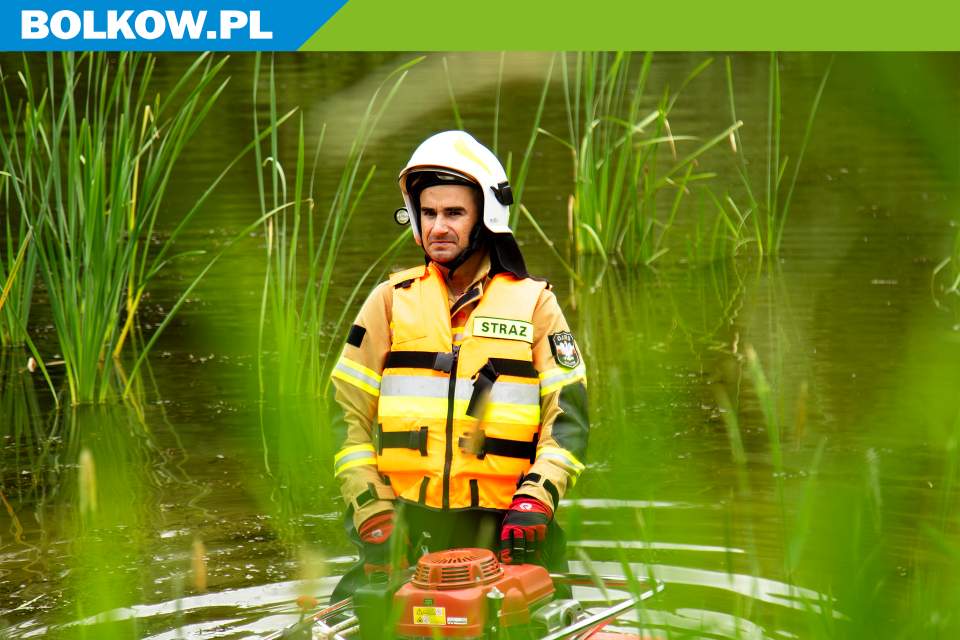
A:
[{"xmin": 422, "ymin": 210, "xmax": 436, "ymax": 217}]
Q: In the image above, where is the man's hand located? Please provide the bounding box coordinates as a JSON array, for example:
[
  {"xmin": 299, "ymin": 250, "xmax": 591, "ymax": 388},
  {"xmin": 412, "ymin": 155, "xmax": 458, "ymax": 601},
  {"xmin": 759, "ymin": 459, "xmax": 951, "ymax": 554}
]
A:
[
  {"xmin": 498, "ymin": 497, "xmax": 552, "ymax": 565},
  {"xmin": 359, "ymin": 511, "xmax": 395, "ymax": 577}
]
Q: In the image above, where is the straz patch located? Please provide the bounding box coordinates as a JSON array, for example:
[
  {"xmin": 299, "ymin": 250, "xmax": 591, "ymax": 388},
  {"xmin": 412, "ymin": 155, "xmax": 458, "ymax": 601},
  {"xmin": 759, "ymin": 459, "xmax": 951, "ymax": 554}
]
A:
[
  {"xmin": 412, "ymin": 606, "xmax": 446, "ymax": 625},
  {"xmin": 549, "ymin": 332, "xmax": 581, "ymax": 368},
  {"xmin": 473, "ymin": 316, "xmax": 534, "ymax": 343}
]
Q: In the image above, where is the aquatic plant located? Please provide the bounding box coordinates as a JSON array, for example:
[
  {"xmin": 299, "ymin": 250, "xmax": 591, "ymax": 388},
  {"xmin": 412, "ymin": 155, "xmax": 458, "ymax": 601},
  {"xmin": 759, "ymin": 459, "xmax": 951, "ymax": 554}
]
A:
[
  {"xmin": 254, "ymin": 53, "xmax": 419, "ymax": 400},
  {"xmin": 251, "ymin": 55, "xmax": 419, "ymax": 551},
  {"xmin": 725, "ymin": 54, "xmax": 832, "ymax": 257},
  {"xmin": 532, "ymin": 52, "xmax": 741, "ymax": 269},
  {"xmin": 442, "ymin": 52, "xmax": 554, "ymax": 230},
  {"xmin": 0, "ymin": 53, "xmax": 294, "ymax": 405},
  {"xmin": 0, "ymin": 53, "xmax": 228, "ymax": 404},
  {"xmin": 0, "ymin": 78, "xmax": 40, "ymax": 349}
]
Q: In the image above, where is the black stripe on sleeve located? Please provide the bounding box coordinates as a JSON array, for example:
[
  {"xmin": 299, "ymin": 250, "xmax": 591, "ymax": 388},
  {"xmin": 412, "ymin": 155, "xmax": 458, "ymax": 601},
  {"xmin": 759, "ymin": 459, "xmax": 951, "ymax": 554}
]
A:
[{"xmin": 347, "ymin": 324, "xmax": 367, "ymax": 347}]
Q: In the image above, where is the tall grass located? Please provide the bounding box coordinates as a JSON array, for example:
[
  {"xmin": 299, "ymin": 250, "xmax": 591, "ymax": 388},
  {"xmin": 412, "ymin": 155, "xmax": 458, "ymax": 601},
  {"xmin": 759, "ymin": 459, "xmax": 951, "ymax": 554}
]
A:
[
  {"xmin": 251, "ymin": 56, "xmax": 420, "ymax": 550},
  {"xmin": 441, "ymin": 52, "xmax": 554, "ymax": 231},
  {"xmin": 532, "ymin": 52, "xmax": 741, "ymax": 269},
  {"xmin": 254, "ymin": 54, "xmax": 419, "ymax": 400},
  {"xmin": 0, "ymin": 53, "xmax": 295, "ymax": 405},
  {"xmin": 725, "ymin": 54, "xmax": 832, "ymax": 257},
  {"xmin": 0, "ymin": 101, "xmax": 39, "ymax": 348}
]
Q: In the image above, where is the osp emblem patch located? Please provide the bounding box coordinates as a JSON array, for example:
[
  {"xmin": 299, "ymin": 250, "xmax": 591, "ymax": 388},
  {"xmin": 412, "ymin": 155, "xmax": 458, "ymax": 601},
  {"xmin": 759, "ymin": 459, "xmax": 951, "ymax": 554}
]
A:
[{"xmin": 549, "ymin": 332, "xmax": 580, "ymax": 369}]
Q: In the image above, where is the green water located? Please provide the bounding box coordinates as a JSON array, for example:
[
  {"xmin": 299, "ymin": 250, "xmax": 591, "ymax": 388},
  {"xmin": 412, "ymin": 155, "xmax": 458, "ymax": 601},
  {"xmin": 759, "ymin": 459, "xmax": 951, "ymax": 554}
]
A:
[{"xmin": 1, "ymin": 53, "xmax": 959, "ymax": 639}]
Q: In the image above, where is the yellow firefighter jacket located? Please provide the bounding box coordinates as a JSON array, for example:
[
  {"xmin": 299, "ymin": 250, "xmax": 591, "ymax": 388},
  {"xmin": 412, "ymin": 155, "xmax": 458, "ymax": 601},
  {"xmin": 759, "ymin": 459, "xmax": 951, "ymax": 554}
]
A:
[{"xmin": 330, "ymin": 253, "xmax": 588, "ymax": 528}]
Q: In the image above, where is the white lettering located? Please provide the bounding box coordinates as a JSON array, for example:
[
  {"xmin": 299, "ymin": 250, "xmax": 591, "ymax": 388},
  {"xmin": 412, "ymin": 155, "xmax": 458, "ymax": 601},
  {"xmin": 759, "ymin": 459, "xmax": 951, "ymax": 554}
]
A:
[
  {"xmin": 166, "ymin": 10, "xmax": 206, "ymax": 40},
  {"xmin": 249, "ymin": 11, "xmax": 273, "ymax": 39},
  {"xmin": 21, "ymin": 10, "xmax": 49, "ymax": 39},
  {"xmin": 107, "ymin": 10, "xmax": 135, "ymax": 40},
  {"xmin": 135, "ymin": 10, "xmax": 166, "ymax": 40},
  {"xmin": 21, "ymin": 9, "xmax": 267, "ymax": 42},
  {"xmin": 83, "ymin": 11, "xmax": 106, "ymax": 39},
  {"xmin": 50, "ymin": 10, "xmax": 81, "ymax": 40},
  {"xmin": 220, "ymin": 10, "xmax": 247, "ymax": 39}
]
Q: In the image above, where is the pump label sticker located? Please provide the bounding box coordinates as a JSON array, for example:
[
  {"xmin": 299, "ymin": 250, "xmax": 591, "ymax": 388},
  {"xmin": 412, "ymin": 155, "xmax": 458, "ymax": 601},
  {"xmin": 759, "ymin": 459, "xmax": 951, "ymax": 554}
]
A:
[
  {"xmin": 473, "ymin": 317, "xmax": 534, "ymax": 343},
  {"xmin": 448, "ymin": 616, "xmax": 468, "ymax": 625},
  {"xmin": 413, "ymin": 606, "xmax": 447, "ymax": 625}
]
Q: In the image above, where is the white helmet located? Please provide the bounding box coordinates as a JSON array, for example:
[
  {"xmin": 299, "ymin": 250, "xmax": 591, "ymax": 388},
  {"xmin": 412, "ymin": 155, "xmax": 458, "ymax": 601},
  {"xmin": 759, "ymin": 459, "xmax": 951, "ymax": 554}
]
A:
[{"xmin": 398, "ymin": 130, "xmax": 514, "ymax": 243}]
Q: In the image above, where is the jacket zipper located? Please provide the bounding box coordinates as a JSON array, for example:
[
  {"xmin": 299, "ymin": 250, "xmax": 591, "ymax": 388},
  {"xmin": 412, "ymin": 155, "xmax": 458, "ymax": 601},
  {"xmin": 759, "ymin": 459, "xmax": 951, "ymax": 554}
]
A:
[{"xmin": 442, "ymin": 344, "xmax": 460, "ymax": 509}]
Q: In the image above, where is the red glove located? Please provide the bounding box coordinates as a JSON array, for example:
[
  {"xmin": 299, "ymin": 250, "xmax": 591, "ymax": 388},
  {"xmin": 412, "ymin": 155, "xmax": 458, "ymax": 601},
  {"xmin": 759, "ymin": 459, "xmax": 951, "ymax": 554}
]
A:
[
  {"xmin": 499, "ymin": 497, "xmax": 552, "ymax": 565},
  {"xmin": 359, "ymin": 511, "xmax": 395, "ymax": 577}
]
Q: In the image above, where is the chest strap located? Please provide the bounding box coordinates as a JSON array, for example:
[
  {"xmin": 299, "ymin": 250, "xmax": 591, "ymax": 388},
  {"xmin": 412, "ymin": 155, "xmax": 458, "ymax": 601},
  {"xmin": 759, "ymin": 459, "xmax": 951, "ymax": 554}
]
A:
[
  {"xmin": 385, "ymin": 351, "xmax": 537, "ymax": 379},
  {"xmin": 385, "ymin": 350, "xmax": 456, "ymax": 373},
  {"xmin": 376, "ymin": 424, "xmax": 428, "ymax": 456},
  {"xmin": 458, "ymin": 430, "xmax": 538, "ymax": 463}
]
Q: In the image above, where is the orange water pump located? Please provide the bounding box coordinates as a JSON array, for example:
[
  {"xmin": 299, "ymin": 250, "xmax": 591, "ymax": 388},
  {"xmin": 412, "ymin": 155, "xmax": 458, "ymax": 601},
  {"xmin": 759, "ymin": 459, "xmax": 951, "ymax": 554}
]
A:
[{"xmin": 392, "ymin": 548, "xmax": 556, "ymax": 638}]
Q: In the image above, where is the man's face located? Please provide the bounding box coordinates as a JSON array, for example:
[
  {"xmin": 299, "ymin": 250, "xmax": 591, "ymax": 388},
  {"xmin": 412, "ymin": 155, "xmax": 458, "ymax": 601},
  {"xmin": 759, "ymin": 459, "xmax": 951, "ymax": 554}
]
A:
[{"xmin": 419, "ymin": 184, "xmax": 480, "ymax": 264}]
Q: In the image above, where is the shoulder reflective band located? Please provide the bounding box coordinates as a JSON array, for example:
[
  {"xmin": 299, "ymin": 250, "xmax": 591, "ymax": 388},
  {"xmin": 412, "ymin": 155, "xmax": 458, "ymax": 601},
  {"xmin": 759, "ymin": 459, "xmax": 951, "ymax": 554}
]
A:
[
  {"xmin": 376, "ymin": 424, "xmax": 429, "ymax": 456},
  {"xmin": 539, "ymin": 364, "xmax": 587, "ymax": 396},
  {"xmin": 536, "ymin": 445, "xmax": 586, "ymax": 481},
  {"xmin": 334, "ymin": 444, "xmax": 377, "ymax": 477},
  {"xmin": 331, "ymin": 356, "xmax": 382, "ymax": 396}
]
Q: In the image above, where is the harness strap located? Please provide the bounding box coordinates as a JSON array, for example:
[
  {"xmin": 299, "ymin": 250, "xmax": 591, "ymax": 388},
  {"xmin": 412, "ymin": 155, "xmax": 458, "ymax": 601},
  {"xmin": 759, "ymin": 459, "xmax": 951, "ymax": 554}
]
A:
[
  {"xmin": 385, "ymin": 350, "xmax": 455, "ymax": 373},
  {"xmin": 385, "ymin": 351, "xmax": 537, "ymax": 378},
  {"xmin": 376, "ymin": 424, "xmax": 428, "ymax": 456},
  {"xmin": 466, "ymin": 358, "xmax": 540, "ymax": 418},
  {"xmin": 458, "ymin": 430, "xmax": 538, "ymax": 463}
]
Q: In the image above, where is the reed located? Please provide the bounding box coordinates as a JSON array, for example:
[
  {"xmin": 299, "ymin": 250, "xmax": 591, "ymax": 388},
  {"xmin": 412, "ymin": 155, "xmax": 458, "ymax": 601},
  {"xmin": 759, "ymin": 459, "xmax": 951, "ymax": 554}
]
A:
[
  {"xmin": 0, "ymin": 81, "xmax": 39, "ymax": 348},
  {"xmin": 537, "ymin": 52, "xmax": 740, "ymax": 268},
  {"xmin": 0, "ymin": 53, "xmax": 298, "ymax": 405},
  {"xmin": 0, "ymin": 53, "xmax": 228, "ymax": 404},
  {"xmin": 254, "ymin": 54, "xmax": 420, "ymax": 400},
  {"xmin": 441, "ymin": 53, "xmax": 554, "ymax": 230},
  {"xmin": 725, "ymin": 54, "xmax": 832, "ymax": 257}
]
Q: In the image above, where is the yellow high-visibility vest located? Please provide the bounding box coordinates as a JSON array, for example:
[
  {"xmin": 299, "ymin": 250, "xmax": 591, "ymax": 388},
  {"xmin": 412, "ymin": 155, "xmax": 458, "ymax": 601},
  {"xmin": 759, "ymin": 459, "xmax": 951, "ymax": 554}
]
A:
[{"xmin": 375, "ymin": 263, "xmax": 547, "ymax": 511}]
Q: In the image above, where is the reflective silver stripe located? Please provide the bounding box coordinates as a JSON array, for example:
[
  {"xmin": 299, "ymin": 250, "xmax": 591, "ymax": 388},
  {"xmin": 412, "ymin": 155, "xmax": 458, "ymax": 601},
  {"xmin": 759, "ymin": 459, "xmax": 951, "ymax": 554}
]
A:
[
  {"xmin": 335, "ymin": 449, "xmax": 375, "ymax": 468},
  {"xmin": 540, "ymin": 365, "xmax": 587, "ymax": 394},
  {"xmin": 380, "ymin": 375, "xmax": 539, "ymax": 405},
  {"xmin": 334, "ymin": 360, "xmax": 381, "ymax": 392},
  {"xmin": 537, "ymin": 450, "xmax": 586, "ymax": 475},
  {"xmin": 333, "ymin": 449, "xmax": 377, "ymax": 476}
]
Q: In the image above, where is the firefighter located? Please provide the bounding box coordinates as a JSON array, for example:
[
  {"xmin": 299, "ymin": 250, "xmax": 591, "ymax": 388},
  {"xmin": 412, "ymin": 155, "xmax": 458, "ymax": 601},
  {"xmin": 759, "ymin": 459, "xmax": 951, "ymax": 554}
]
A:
[{"xmin": 329, "ymin": 130, "xmax": 589, "ymax": 599}]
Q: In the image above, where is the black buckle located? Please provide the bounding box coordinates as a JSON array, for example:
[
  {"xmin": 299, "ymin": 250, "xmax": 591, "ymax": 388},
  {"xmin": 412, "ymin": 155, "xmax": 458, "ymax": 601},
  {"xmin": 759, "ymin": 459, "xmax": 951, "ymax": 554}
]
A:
[
  {"xmin": 412, "ymin": 426, "xmax": 428, "ymax": 456},
  {"xmin": 433, "ymin": 352, "xmax": 454, "ymax": 373},
  {"xmin": 458, "ymin": 431, "xmax": 488, "ymax": 459},
  {"xmin": 377, "ymin": 424, "xmax": 429, "ymax": 456}
]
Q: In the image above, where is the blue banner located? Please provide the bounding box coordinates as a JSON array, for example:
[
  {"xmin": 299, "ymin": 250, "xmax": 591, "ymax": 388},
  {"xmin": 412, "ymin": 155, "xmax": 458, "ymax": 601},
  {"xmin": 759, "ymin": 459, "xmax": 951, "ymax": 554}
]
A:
[{"xmin": 1, "ymin": 0, "xmax": 347, "ymax": 51}]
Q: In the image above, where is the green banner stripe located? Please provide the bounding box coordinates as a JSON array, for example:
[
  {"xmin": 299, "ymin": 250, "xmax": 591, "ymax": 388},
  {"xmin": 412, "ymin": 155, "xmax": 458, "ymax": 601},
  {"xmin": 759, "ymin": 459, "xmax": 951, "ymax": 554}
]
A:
[{"xmin": 301, "ymin": 0, "xmax": 960, "ymax": 51}]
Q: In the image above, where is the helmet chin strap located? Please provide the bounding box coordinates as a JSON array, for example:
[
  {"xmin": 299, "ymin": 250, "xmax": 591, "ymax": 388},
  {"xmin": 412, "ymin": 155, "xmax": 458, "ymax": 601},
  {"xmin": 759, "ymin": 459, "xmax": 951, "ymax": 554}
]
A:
[{"xmin": 433, "ymin": 221, "xmax": 485, "ymax": 276}]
